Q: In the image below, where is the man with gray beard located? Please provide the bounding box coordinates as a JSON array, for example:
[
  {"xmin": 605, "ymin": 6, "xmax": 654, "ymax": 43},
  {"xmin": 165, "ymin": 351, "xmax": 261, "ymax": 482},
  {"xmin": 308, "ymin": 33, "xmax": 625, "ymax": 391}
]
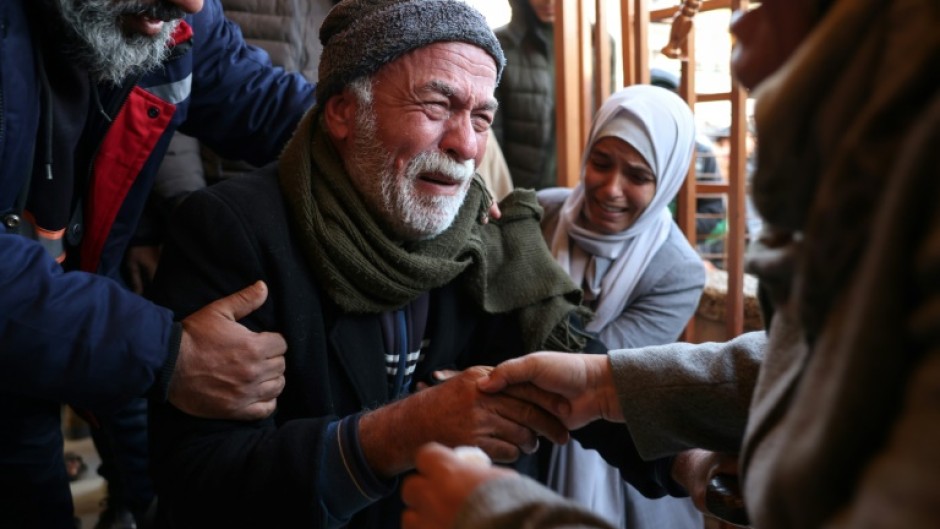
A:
[
  {"xmin": 343, "ymin": 77, "xmax": 478, "ymax": 242},
  {"xmin": 0, "ymin": 0, "xmax": 316, "ymax": 527},
  {"xmin": 146, "ymin": 1, "xmax": 600, "ymax": 527},
  {"xmin": 53, "ymin": 0, "xmax": 188, "ymax": 84}
]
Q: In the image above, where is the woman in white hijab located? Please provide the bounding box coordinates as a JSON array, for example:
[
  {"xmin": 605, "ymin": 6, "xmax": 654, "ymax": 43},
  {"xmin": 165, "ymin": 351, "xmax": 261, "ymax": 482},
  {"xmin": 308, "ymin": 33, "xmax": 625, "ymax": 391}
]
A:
[{"xmin": 538, "ymin": 84, "xmax": 706, "ymax": 528}]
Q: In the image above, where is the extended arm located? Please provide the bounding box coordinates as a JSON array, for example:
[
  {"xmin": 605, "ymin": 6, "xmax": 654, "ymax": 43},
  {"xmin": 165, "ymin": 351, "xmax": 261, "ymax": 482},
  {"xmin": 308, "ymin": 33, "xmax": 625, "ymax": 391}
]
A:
[
  {"xmin": 479, "ymin": 332, "xmax": 764, "ymax": 461},
  {"xmin": 611, "ymin": 331, "xmax": 764, "ymax": 459},
  {"xmin": 0, "ymin": 235, "xmax": 173, "ymax": 411}
]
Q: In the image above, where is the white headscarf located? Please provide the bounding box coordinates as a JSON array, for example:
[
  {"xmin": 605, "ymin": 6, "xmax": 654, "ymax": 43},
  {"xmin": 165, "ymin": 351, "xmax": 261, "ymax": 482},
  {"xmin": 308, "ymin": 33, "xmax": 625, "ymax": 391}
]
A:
[{"xmin": 549, "ymin": 85, "xmax": 695, "ymax": 332}]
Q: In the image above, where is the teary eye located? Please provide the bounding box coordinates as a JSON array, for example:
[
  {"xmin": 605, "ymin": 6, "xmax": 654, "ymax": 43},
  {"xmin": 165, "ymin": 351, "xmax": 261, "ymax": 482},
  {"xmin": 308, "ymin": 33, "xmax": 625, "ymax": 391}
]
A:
[
  {"xmin": 589, "ymin": 154, "xmax": 614, "ymax": 170},
  {"xmin": 471, "ymin": 112, "xmax": 493, "ymax": 132}
]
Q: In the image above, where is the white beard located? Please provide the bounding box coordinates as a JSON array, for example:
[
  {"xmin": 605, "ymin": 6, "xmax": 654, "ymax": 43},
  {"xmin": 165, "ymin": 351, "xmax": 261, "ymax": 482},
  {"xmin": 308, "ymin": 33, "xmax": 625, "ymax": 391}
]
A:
[{"xmin": 345, "ymin": 95, "xmax": 476, "ymax": 241}]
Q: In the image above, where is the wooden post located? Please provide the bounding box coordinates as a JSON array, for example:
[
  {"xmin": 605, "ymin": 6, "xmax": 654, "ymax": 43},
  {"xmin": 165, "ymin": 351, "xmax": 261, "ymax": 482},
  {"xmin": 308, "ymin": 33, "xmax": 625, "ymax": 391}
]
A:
[
  {"xmin": 578, "ymin": 2, "xmax": 593, "ymax": 146},
  {"xmin": 677, "ymin": 30, "xmax": 699, "ymax": 342},
  {"xmin": 633, "ymin": 0, "xmax": 650, "ymax": 85},
  {"xmin": 675, "ymin": 34, "xmax": 698, "ymax": 258},
  {"xmin": 555, "ymin": 0, "xmax": 583, "ymax": 188},
  {"xmin": 724, "ymin": 0, "xmax": 750, "ymax": 339},
  {"xmin": 595, "ymin": 0, "xmax": 613, "ymax": 106},
  {"xmin": 620, "ymin": 0, "xmax": 637, "ymax": 86},
  {"xmin": 620, "ymin": 0, "xmax": 649, "ymax": 87}
]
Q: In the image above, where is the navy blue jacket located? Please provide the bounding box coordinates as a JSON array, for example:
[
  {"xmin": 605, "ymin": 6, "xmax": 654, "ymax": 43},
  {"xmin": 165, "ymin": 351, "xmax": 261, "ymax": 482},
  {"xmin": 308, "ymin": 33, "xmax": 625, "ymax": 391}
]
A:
[
  {"xmin": 0, "ymin": 1, "xmax": 314, "ymax": 526},
  {"xmin": 0, "ymin": 0, "xmax": 313, "ymax": 409}
]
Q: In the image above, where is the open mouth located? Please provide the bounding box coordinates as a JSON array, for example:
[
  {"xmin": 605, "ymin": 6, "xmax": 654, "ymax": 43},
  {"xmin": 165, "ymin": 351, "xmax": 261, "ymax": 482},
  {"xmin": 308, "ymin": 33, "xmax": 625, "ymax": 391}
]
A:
[
  {"xmin": 132, "ymin": 4, "xmax": 186, "ymax": 22},
  {"xmin": 121, "ymin": 14, "xmax": 166, "ymax": 37},
  {"xmin": 120, "ymin": 4, "xmax": 184, "ymax": 37},
  {"xmin": 598, "ymin": 203, "xmax": 628, "ymax": 214},
  {"xmin": 419, "ymin": 172, "xmax": 461, "ymax": 187},
  {"xmin": 415, "ymin": 172, "xmax": 467, "ymax": 198}
]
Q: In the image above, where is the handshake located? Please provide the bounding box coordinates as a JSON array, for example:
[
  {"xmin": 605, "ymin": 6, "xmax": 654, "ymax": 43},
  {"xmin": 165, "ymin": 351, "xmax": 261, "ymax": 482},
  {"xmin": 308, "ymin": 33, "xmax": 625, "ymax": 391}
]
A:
[{"xmin": 397, "ymin": 352, "xmax": 747, "ymax": 529}]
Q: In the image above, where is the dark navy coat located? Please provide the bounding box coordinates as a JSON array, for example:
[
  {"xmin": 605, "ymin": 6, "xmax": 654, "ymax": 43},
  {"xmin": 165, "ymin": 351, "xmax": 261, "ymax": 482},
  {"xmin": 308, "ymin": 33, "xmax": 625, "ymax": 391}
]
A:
[{"xmin": 0, "ymin": 1, "xmax": 314, "ymax": 526}]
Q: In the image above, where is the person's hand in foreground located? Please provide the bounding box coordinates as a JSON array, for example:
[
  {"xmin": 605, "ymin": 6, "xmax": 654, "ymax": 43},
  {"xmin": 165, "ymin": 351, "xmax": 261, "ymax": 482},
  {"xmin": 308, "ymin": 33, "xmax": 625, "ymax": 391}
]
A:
[
  {"xmin": 402, "ymin": 442, "xmax": 517, "ymax": 529},
  {"xmin": 477, "ymin": 351, "xmax": 622, "ymax": 429},
  {"xmin": 359, "ymin": 366, "xmax": 570, "ymax": 478},
  {"xmin": 169, "ymin": 280, "xmax": 287, "ymax": 421}
]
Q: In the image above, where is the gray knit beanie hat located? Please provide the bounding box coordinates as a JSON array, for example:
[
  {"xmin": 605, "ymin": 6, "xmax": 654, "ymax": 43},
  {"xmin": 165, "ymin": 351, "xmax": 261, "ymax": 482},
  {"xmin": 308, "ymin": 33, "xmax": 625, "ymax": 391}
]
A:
[{"xmin": 317, "ymin": 0, "xmax": 505, "ymax": 103}]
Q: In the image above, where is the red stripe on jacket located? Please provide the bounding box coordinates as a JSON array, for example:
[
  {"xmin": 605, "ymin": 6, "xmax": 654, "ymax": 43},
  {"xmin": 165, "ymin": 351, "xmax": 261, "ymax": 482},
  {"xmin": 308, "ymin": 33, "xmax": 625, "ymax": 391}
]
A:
[
  {"xmin": 78, "ymin": 21, "xmax": 193, "ymax": 273},
  {"xmin": 81, "ymin": 87, "xmax": 175, "ymax": 273},
  {"xmin": 170, "ymin": 20, "xmax": 194, "ymax": 46}
]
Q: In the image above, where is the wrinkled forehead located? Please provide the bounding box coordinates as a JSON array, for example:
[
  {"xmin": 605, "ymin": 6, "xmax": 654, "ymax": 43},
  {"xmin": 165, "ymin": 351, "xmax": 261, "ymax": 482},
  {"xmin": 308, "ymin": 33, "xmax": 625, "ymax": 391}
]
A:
[{"xmin": 377, "ymin": 42, "xmax": 499, "ymax": 102}]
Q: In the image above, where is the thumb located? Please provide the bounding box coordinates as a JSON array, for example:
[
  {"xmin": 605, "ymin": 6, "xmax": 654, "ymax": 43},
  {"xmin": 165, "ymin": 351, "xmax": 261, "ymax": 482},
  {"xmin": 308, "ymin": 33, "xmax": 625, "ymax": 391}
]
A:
[
  {"xmin": 476, "ymin": 373, "xmax": 505, "ymax": 393},
  {"xmin": 476, "ymin": 360, "xmax": 521, "ymax": 393},
  {"xmin": 478, "ymin": 355, "xmax": 549, "ymax": 393},
  {"xmin": 215, "ymin": 280, "xmax": 268, "ymax": 322}
]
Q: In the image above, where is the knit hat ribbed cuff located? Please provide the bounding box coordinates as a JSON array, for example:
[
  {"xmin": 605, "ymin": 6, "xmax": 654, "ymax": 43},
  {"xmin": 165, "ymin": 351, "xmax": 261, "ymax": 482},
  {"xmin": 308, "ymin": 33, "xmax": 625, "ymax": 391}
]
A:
[{"xmin": 317, "ymin": 0, "xmax": 505, "ymax": 103}]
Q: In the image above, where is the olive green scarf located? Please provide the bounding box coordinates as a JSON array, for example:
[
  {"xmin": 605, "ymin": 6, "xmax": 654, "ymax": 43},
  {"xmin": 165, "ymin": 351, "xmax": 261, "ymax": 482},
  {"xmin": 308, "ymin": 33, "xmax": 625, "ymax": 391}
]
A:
[{"xmin": 278, "ymin": 109, "xmax": 591, "ymax": 352}]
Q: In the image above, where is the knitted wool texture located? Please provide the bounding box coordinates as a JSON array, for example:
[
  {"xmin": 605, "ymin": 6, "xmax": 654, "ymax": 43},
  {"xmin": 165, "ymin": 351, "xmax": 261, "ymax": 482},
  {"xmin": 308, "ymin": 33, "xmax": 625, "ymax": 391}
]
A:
[
  {"xmin": 277, "ymin": 109, "xmax": 592, "ymax": 353},
  {"xmin": 316, "ymin": 0, "xmax": 506, "ymax": 103}
]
